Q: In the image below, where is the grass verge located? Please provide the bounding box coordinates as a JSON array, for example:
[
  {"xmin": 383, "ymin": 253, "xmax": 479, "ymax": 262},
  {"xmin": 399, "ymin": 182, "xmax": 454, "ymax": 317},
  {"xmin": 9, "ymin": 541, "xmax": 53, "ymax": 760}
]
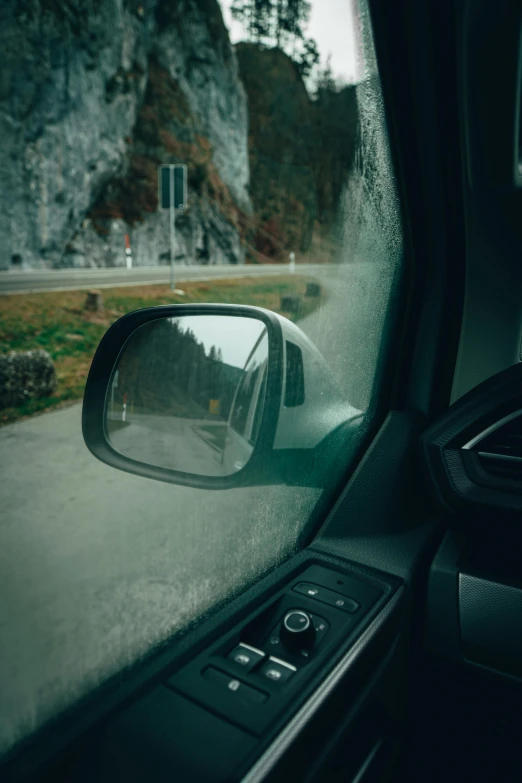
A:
[{"xmin": 0, "ymin": 275, "xmax": 323, "ymax": 425}]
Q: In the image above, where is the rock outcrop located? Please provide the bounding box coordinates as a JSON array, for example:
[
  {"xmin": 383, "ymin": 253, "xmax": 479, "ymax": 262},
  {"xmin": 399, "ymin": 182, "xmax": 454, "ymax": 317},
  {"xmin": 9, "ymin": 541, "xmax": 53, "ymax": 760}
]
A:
[
  {"xmin": 235, "ymin": 43, "xmax": 358, "ymax": 261},
  {"xmin": 0, "ymin": 0, "xmax": 250, "ymax": 269}
]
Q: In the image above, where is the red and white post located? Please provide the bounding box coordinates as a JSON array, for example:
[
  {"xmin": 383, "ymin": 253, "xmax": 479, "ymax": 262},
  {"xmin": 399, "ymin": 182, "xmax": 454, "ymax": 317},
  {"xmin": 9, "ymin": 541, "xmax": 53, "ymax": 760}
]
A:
[{"xmin": 124, "ymin": 233, "xmax": 132, "ymax": 269}]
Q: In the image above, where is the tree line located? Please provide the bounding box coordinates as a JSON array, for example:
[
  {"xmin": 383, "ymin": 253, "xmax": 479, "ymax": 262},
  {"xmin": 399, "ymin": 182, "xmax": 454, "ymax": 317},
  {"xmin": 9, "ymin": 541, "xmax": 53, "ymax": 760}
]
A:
[
  {"xmin": 112, "ymin": 319, "xmax": 242, "ymax": 420},
  {"xmin": 231, "ymin": 0, "xmax": 319, "ymax": 77}
]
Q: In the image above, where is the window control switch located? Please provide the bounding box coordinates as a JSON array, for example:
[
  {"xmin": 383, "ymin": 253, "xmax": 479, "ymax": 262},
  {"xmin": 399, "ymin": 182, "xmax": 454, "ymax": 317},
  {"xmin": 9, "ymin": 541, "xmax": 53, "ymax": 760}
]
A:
[
  {"xmin": 259, "ymin": 657, "xmax": 296, "ymax": 684},
  {"xmin": 203, "ymin": 667, "xmax": 268, "ymax": 704},
  {"xmin": 293, "ymin": 582, "xmax": 361, "ymax": 613},
  {"xmin": 228, "ymin": 643, "xmax": 265, "ymax": 671}
]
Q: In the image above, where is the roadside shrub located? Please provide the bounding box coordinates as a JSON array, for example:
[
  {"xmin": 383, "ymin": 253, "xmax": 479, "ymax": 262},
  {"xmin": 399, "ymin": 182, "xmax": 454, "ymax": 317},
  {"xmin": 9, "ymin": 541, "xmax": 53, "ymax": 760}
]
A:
[{"xmin": 0, "ymin": 350, "xmax": 56, "ymax": 410}]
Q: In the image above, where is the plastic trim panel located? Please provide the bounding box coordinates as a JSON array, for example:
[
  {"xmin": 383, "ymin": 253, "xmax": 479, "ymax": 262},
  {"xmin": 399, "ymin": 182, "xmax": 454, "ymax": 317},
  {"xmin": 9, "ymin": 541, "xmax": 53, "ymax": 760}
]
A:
[
  {"xmin": 241, "ymin": 587, "xmax": 404, "ymax": 783},
  {"xmin": 460, "ymin": 573, "xmax": 522, "ymax": 678}
]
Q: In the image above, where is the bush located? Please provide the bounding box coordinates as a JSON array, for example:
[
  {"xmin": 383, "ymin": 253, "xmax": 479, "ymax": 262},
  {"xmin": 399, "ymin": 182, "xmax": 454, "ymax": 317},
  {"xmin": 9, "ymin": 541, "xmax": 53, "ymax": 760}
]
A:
[{"xmin": 0, "ymin": 350, "xmax": 57, "ymax": 410}]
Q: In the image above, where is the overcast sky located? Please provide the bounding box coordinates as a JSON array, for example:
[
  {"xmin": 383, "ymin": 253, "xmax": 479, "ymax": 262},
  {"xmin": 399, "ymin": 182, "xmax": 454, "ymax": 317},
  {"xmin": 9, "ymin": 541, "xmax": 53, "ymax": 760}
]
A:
[
  {"xmin": 219, "ymin": 0, "xmax": 360, "ymax": 85},
  {"xmin": 175, "ymin": 316, "xmax": 266, "ymax": 368}
]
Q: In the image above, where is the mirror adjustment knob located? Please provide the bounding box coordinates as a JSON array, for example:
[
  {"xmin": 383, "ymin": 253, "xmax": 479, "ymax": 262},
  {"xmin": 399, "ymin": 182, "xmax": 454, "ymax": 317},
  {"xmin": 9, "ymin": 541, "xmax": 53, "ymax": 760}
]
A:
[{"xmin": 281, "ymin": 610, "xmax": 315, "ymax": 651}]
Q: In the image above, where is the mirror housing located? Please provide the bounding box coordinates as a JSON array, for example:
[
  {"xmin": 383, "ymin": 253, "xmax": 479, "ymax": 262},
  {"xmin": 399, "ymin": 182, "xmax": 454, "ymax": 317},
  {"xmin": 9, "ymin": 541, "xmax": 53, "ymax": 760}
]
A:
[{"xmin": 82, "ymin": 304, "xmax": 362, "ymax": 489}]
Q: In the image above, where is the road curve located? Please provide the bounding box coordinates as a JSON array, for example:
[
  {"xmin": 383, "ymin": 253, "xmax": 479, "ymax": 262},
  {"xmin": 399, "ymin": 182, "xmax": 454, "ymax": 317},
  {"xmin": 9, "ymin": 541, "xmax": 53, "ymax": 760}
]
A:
[{"xmin": 0, "ymin": 263, "xmax": 327, "ymax": 295}]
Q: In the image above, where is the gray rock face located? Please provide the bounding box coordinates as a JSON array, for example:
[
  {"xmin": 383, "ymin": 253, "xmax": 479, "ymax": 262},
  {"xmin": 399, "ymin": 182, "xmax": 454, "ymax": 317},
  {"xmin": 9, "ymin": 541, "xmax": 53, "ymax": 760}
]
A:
[
  {"xmin": 0, "ymin": 0, "xmax": 250, "ymax": 270},
  {"xmin": 68, "ymin": 203, "xmax": 244, "ymax": 268},
  {"xmin": 0, "ymin": 0, "xmax": 153, "ymax": 269},
  {"xmin": 0, "ymin": 350, "xmax": 56, "ymax": 409},
  {"xmin": 154, "ymin": 0, "xmax": 251, "ymax": 212}
]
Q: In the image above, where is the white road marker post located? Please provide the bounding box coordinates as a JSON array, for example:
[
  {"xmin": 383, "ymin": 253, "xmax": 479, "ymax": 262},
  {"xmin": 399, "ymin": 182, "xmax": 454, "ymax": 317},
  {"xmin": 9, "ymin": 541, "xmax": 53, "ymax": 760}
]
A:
[{"xmin": 125, "ymin": 234, "xmax": 132, "ymax": 269}]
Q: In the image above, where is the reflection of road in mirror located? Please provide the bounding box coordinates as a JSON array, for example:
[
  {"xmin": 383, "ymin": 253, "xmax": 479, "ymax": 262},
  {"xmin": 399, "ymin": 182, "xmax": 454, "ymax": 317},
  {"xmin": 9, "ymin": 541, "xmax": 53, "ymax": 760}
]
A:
[
  {"xmin": 104, "ymin": 314, "xmax": 269, "ymax": 478},
  {"xmin": 103, "ymin": 314, "xmax": 269, "ymax": 477},
  {"xmin": 107, "ymin": 413, "xmax": 238, "ymax": 477}
]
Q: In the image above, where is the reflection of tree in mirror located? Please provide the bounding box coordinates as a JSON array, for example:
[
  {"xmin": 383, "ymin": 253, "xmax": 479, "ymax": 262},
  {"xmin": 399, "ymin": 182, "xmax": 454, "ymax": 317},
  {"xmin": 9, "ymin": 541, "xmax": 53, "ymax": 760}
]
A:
[{"xmin": 113, "ymin": 319, "xmax": 242, "ymax": 421}]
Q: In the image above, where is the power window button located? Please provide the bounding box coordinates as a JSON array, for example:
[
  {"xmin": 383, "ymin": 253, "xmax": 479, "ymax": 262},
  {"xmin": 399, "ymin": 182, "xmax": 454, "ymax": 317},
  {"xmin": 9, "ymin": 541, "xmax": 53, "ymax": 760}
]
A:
[
  {"xmin": 295, "ymin": 583, "xmax": 322, "ymax": 599},
  {"xmin": 259, "ymin": 657, "xmax": 296, "ymax": 684},
  {"xmin": 331, "ymin": 596, "xmax": 359, "ymax": 612},
  {"xmin": 293, "ymin": 582, "xmax": 360, "ymax": 613},
  {"xmin": 203, "ymin": 667, "xmax": 268, "ymax": 704},
  {"xmin": 228, "ymin": 643, "xmax": 265, "ymax": 671}
]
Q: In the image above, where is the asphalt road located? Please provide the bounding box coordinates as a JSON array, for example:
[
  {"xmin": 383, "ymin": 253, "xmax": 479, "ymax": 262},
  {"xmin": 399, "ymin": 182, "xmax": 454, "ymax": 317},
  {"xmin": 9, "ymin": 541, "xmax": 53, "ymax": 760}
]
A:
[
  {"xmin": 0, "ymin": 260, "xmax": 394, "ymax": 758},
  {"xmin": 109, "ymin": 415, "xmax": 228, "ymax": 476},
  {"xmin": 0, "ymin": 262, "xmax": 323, "ymax": 294}
]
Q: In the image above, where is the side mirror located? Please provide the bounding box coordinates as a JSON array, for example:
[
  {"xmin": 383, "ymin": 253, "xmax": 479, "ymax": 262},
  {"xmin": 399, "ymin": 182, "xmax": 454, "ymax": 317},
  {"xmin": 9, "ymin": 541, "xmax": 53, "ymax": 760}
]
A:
[{"xmin": 82, "ymin": 304, "xmax": 362, "ymax": 489}]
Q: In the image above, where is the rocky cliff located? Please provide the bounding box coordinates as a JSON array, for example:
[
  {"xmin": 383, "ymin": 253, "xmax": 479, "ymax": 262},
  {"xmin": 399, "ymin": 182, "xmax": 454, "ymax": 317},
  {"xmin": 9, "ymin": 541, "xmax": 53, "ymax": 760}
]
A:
[
  {"xmin": 235, "ymin": 43, "xmax": 358, "ymax": 262},
  {"xmin": 0, "ymin": 0, "xmax": 250, "ymax": 269}
]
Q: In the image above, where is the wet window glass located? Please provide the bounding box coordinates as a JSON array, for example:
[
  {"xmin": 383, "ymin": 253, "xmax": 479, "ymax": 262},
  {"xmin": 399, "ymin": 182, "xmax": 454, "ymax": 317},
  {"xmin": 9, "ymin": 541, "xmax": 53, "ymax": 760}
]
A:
[{"xmin": 0, "ymin": 0, "xmax": 403, "ymax": 759}]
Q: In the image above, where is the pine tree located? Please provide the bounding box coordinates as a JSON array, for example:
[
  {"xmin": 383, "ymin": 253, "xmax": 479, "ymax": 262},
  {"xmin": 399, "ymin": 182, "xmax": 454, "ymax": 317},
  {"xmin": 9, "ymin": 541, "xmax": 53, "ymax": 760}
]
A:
[
  {"xmin": 278, "ymin": 0, "xmax": 311, "ymax": 49},
  {"xmin": 314, "ymin": 55, "xmax": 336, "ymax": 99},
  {"xmin": 231, "ymin": 0, "xmax": 273, "ymax": 43},
  {"xmin": 231, "ymin": 0, "xmax": 319, "ymax": 82},
  {"xmin": 294, "ymin": 37, "xmax": 320, "ymax": 79}
]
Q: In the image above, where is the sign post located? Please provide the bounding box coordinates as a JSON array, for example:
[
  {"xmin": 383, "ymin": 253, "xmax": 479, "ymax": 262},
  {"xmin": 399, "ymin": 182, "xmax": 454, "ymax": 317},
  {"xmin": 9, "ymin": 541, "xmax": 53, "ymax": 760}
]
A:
[
  {"xmin": 159, "ymin": 164, "xmax": 187, "ymax": 292},
  {"xmin": 169, "ymin": 172, "xmax": 176, "ymax": 291}
]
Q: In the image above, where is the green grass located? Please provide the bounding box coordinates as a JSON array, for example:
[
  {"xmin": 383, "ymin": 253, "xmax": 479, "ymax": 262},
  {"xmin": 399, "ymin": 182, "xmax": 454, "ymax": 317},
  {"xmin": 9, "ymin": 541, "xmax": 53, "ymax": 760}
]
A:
[{"xmin": 0, "ymin": 275, "xmax": 324, "ymax": 425}]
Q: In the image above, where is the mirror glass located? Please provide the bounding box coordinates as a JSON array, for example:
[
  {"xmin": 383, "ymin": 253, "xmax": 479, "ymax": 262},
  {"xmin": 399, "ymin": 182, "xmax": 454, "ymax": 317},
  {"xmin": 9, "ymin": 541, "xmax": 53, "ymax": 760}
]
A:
[{"xmin": 105, "ymin": 315, "xmax": 269, "ymax": 476}]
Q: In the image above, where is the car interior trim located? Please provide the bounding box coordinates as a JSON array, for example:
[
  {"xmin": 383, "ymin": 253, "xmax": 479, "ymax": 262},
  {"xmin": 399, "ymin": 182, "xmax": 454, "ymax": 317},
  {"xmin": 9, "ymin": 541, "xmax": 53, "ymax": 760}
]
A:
[
  {"xmin": 240, "ymin": 586, "xmax": 404, "ymax": 783},
  {"xmin": 462, "ymin": 408, "xmax": 522, "ymax": 449},
  {"xmin": 267, "ymin": 656, "xmax": 297, "ymax": 672},
  {"xmin": 352, "ymin": 739, "xmax": 385, "ymax": 783},
  {"xmin": 240, "ymin": 643, "xmax": 267, "ymax": 656},
  {"xmin": 477, "ymin": 451, "xmax": 522, "ymax": 464}
]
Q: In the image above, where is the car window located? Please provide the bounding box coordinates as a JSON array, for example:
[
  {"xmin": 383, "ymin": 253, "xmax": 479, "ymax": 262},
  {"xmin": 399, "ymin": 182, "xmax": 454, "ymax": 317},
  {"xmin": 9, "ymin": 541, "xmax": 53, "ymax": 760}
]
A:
[
  {"xmin": 0, "ymin": 0, "xmax": 403, "ymax": 758},
  {"xmin": 250, "ymin": 359, "xmax": 268, "ymax": 444},
  {"xmin": 229, "ymin": 331, "xmax": 269, "ymax": 442}
]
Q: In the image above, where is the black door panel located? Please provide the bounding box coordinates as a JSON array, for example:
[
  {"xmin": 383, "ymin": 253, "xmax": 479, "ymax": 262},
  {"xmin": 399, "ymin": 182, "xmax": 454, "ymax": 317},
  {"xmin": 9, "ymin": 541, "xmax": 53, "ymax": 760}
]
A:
[{"xmin": 37, "ymin": 579, "xmax": 404, "ymax": 783}]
